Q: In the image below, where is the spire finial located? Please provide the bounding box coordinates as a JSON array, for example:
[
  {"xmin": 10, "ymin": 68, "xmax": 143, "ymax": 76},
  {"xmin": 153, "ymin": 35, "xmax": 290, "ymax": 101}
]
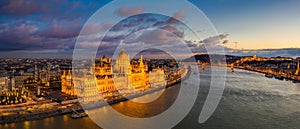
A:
[
  {"xmin": 121, "ymin": 40, "xmax": 124, "ymax": 52},
  {"xmin": 139, "ymin": 54, "xmax": 144, "ymax": 66}
]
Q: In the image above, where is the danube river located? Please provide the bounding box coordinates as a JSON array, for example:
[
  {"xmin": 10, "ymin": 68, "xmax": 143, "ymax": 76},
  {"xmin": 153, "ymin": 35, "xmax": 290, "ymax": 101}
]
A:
[{"xmin": 1, "ymin": 68, "xmax": 300, "ymax": 129}]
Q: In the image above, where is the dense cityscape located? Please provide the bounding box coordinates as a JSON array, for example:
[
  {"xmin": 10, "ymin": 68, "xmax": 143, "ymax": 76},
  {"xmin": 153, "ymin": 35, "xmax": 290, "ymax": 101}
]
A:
[{"xmin": 0, "ymin": 50, "xmax": 299, "ymax": 123}]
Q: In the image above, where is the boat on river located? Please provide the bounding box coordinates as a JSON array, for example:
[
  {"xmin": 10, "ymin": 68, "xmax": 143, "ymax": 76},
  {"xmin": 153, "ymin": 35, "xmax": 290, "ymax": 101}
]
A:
[
  {"xmin": 265, "ymin": 74, "xmax": 274, "ymax": 78},
  {"xmin": 71, "ymin": 112, "xmax": 88, "ymax": 119},
  {"xmin": 70, "ymin": 108, "xmax": 87, "ymax": 119},
  {"xmin": 274, "ymin": 75, "xmax": 284, "ymax": 80}
]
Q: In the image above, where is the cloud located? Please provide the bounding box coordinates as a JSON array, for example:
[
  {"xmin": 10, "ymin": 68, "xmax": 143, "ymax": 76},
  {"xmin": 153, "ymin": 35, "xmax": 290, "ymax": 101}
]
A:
[
  {"xmin": 80, "ymin": 22, "xmax": 114, "ymax": 35},
  {"xmin": 0, "ymin": 0, "xmax": 73, "ymax": 19},
  {"xmin": 169, "ymin": 9, "xmax": 185, "ymax": 22},
  {"xmin": 0, "ymin": 0, "xmax": 101, "ymax": 22},
  {"xmin": 108, "ymin": 12, "xmax": 187, "ymax": 38},
  {"xmin": 39, "ymin": 20, "xmax": 82, "ymax": 39},
  {"xmin": 153, "ymin": 9, "xmax": 186, "ymax": 26},
  {"xmin": 202, "ymin": 33, "xmax": 229, "ymax": 46},
  {"xmin": 105, "ymin": 13, "xmax": 187, "ymax": 45},
  {"xmin": 0, "ymin": 23, "xmax": 38, "ymax": 50},
  {"xmin": 180, "ymin": 33, "xmax": 229, "ymax": 54},
  {"xmin": 0, "ymin": 0, "xmax": 49, "ymax": 16},
  {"xmin": 0, "ymin": 0, "xmax": 107, "ymax": 57},
  {"xmin": 0, "ymin": 21, "xmax": 77, "ymax": 51},
  {"xmin": 161, "ymin": 25, "xmax": 184, "ymax": 38},
  {"xmin": 114, "ymin": 6, "xmax": 144, "ymax": 17},
  {"xmin": 110, "ymin": 16, "xmax": 146, "ymax": 31},
  {"xmin": 127, "ymin": 29, "xmax": 180, "ymax": 44},
  {"xmin": 0, "ymin": 19, "xmax": 111, "ymax": 52},
  {"xmin": 102, "ymin": 34, "xmax": 126, "ymax": 43}
]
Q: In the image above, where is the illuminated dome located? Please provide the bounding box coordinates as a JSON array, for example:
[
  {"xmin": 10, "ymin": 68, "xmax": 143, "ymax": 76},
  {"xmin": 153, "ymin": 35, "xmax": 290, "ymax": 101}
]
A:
[
  {"xmin": 117, "ymin": 40, "xmax": 130, "ymax": 61},
  {"xmin": 118, "ymin": 50, "xmax": 130, "ymax": 61},
  {"xmin": 114, "ymin": 41, "xmax": 131, "ymax": 74}
]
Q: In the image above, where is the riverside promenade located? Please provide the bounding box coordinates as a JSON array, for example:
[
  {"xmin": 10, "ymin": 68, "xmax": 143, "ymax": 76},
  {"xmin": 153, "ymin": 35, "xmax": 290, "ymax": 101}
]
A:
[{"xmin": 233, "ymin": 65, "xmax": 300, "ymax": 82}]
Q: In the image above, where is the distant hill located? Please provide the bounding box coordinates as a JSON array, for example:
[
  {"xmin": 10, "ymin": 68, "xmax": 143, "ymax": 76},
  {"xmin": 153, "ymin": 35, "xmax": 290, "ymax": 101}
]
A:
[{"xmin": 183, "ymin": 54, "xmax": 242, "ymax": 63}]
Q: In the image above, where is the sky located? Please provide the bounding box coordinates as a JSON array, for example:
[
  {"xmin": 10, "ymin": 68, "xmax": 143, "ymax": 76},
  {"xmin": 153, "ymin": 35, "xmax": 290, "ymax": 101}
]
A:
[
  {"xmin": 0, "ymin": 0, "xmax": 299, "ymax": 58},
  {"xmin": 193, "ymin": 0, "xmax": 300, "ymax": 49}
]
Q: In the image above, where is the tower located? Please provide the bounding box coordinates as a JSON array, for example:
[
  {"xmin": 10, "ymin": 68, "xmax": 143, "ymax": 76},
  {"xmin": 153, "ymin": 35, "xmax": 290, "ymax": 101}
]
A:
[
  {"xmin": 90, "ymin": 59, "xmax": 95, "ymax": 75},
  {"xmin": 34, "ymin": 65, "xmax": 38, "ymax": 82},
  {"xmin": 61, "ymin": 69, "xmax": 75, "ymax": 96},
  {"xmin": 47, "ymin": 64, "xmax": 50, "ymax": 82},
  {"xmin": 121, "ymin": 40, "xmax": 125, "ymax": 52},
  {"xmin": 253, "ymin": 54, "xmax": 257, "ymax": 60},
  {"xmin": 139, "ymin": 54, "xmax": 145, "ymax": 73},
  {"xmin": 57, "ymin": 67, "xmax": 61, "ymax": 77},
  {"xmin": 296, "ymin": 60, "xmax": 300, "ymax": 75}
]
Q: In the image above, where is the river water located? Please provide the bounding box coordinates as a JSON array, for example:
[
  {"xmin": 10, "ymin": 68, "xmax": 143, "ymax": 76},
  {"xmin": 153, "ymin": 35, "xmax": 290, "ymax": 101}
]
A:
[{"xmin": 1, "ymin": 68, "xmax": 300, "ymax": 129}]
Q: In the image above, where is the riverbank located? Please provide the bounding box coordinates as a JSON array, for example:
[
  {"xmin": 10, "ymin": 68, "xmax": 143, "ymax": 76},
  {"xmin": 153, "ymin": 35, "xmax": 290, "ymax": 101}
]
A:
[
  {"xmin": 232, "ymin": 65, "xmax": 300, "ymax": 82},
  {"xmin": 0, "ymin": 66, "xmax": 191, "ymax": 124}
]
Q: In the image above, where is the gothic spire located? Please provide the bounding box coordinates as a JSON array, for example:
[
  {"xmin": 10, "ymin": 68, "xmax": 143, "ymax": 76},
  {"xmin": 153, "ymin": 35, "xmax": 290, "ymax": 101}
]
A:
[{"xmin": 121, "ymin": 40, "xmax": 124, "ymax": 52}]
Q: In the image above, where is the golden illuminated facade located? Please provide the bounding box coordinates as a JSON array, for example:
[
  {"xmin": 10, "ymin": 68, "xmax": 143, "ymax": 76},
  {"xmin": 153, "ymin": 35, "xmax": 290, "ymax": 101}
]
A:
[
  {"xmin": 112, "ymin": 42, "xmax": 150, "ymax": 91},
  {"xmin": 149, "ymin": 68, "xmax": 166, "ymax": 87},
  {"xmin": 95, "ymin": 56, "xmax": 116, "ymax": 93},
  {"xmin": 61, "ymin": 41, "xmax": 166, "ymax": 99},
  {"xmin": 61, "ymin": 69, "xmax": 75, "ymax": 96},
  {"xmin": 236, "ymin": 54, "xmax": 293, "ymax": 63},
  {"xmin": 73, "ymin": 73, "xmax": 99, "ymax": 103}
]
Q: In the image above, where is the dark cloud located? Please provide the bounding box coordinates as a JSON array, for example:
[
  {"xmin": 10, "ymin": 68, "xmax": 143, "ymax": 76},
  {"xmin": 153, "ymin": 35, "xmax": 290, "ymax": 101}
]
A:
[
  {"xmin": 0, "ymin": 0, "xmax": 108, "ymax": 57},
  {"xmin": 80, "ymin": 22, "xmax": 114, "ymax": 35},
  {"xmin": 109, "ymin": 13, "xmax": 157, "ymax": 32},
  {"xmin": 114, "ymin": 6, "xmax": 144, "ymax": 17},
  {"xmin": 223, "ymin": 40, "xmax": 229, "ymax": 44},
  {"xmin": 202, "ymin": 33, "xmax": 229, "ymax": 46},
  {"xmin": 0, "ymin": 0, "xmax": 52, "ymax": 16},
  {"xmin": 104, "ymin": 13, "xmax": 187, "ymax": 45},
  {"xmin": 0, "ymin": 21, "xmax": 76, "ymax": 51},
  {"xmin": 102, "ymin": 34, "xmax": 126, "ymax": 43},
  {"xmin": 185, "ymin": 40, "xmax": 198, "ymax": 47},
  {"xmin": 0, "ymin": 0, "xmax": 102, "ymax": 22},
  {"xmin": 39, "ymin": 20, "xmax": 82, "ymax": 39},
  {"xmin": 167, "ymin": 9, "xmax": 185, "ymax": 24},
  {"xmin": 127, "ymin": 29, "xmax": 180, "ymax": 44},
  {"xmin": 0, "ymin": 0, "xmax": 76, "ymax": 20},
  {"xmin": 111, "ymin": 10, "xmax": 186, "ymax": 33},
  {"xmin": 161, "ymin": 25, "xmax": 184, "ymax": 38},
  {"xmin": 0, "ymin": 23, "xmax": 39, "ymax": 50},
  {"xmin": 181, "ymin": 33, "xmax": 229, "ymax": 54},
  {"xmin": 153, "ymin": 10, "xmax": 186, "ymax": 26}
]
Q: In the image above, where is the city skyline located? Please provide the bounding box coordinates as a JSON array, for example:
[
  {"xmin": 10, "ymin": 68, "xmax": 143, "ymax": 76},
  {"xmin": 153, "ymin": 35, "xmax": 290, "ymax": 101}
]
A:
[
  {"xmin": 0, "ymin": 0, "xmax": 299, "ymax": 58},
  {"xmin": 1, "ymin": 1, "xmax": 300, "ymax": 128}
]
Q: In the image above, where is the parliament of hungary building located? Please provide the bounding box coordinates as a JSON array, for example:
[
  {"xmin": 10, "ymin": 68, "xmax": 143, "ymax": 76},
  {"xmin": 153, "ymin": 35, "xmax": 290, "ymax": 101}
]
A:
[{"xmin": 61, "ymin": 41, "xmax": 166, "ymax": 102}]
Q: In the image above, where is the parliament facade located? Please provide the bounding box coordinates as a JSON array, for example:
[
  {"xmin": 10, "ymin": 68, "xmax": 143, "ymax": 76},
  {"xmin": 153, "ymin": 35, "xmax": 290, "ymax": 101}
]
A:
[{"xmin": 61, "ymin": 42, "xmax": 166, "ymax": 101}]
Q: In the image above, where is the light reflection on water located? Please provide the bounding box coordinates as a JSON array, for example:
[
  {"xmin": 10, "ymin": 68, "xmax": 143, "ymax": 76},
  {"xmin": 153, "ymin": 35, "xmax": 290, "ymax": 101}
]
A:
[
  {"xmin": 1, "ymin": 68, "xmax": 300, "ymax": 129},
  {"xmin": 24, "ymin": 121, "xmax": 30, "ymax": 129}
]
